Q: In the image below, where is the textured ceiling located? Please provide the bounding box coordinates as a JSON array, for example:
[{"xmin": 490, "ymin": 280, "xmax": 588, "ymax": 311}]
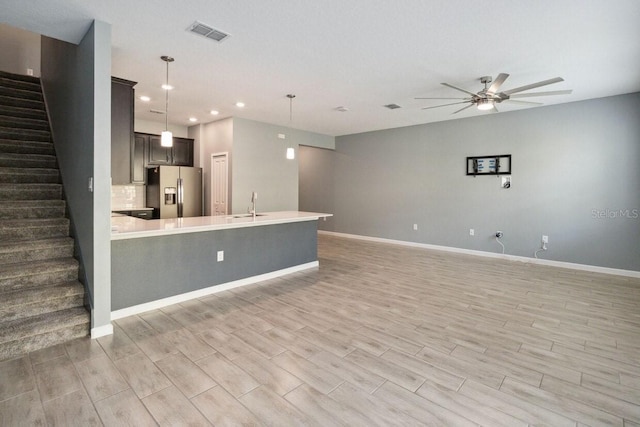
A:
[{"xmin": 3, "ymin": 0, "xmax": 640, "ymax": 136}]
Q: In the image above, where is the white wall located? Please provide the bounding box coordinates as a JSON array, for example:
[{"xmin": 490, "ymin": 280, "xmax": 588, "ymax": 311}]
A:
[{"xmin": 0, "ymin": 23, "xmax": 41, "ymax": 76}]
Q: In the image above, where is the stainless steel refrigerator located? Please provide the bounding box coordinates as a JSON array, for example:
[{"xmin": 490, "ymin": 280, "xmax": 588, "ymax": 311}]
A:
[{"xmin": 146, "ymin": 166, "xmax": 203, "ymax": 219}]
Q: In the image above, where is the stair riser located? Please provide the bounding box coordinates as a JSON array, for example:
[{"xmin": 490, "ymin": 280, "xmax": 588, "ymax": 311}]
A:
[
  {"xmin": 0, "ymin": 267, "xmax": 78, "ymax": 292},
  {"xmin": 0, "ymin": 78, "xmax": 41, "ymax": 93},
  {"xmin": 0, "ymin": 117, "xmax": 50, "ymax": 132},
  {"xmin": 0, "ymin": 105, "xmax": 47, "ymax": 121},
  {"xmin": 0, "ymin": 87, "xmax": 43, "ymax": 102},
  {"xmin": 0, "ymin": 187, "xmax": 61, "ymax": 200},
  {"xmin": 0, "ymin": 206, "xmax": 66, "ymax": 220},
  {"xmin": 0, "ymin": 128, "xmax": 50, "ymax": 142},
  {"xmin": 0, "ymin": 173, "xmax": 59, "ymax": 184},
  {"xmin": 0, "ymin": 158, "xmax": 56, "ymax": 168},
  {"xmin": 0, "ymin": 224, "xmax": 69, "ymax": 242},
  {"xmin": 1, "ymin": 294, "xmax": 84, "ymax": 323},
  {"xmin": 0, "ymin": 245, "xmax": 73, "ymax": 265},
  {"xmin": 0, "ymin": 96, "xmax": 44, "ymax": 111},
  {"xmin": 0, "ymin": 140, "xmax": 55, "ymax": 156},
  {"xmin": 0, "ymin": 322, "xmax": 88, "ymax": 361}
]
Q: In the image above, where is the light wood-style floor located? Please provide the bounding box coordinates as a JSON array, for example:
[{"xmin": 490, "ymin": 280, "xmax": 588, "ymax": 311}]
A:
[{"xmin": 2, "ymin": 233, "xmax": 640, "ymax": 426}]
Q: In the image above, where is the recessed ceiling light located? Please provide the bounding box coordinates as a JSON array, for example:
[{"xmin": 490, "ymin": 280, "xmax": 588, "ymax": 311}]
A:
[
  {"xmin": 210, "ymin": 110, "xmax": 219, "ymax": 115},
  {"xmin": 139, "ymin": 95, "xmax": 151, "ymax": 102},
  {"xmin": 235, "ymin": 102, "xmax": 245, "ymax": 108},
  {"xmin": 189, "ymin": 117, "xmax": 198, "ymax": 122},
  {"xmin": 161, "ymin": 84, "xmax": 173, "ymax": 90}
]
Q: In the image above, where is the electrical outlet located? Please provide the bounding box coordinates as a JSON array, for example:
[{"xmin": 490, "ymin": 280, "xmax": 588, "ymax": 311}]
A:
[
  {"xmin": 413, "ymin": 224, "xmax": 418, "ymax": 231},
  {"xmin": 469, "ymin": 228, "xmax": 474, "ymax": 236},
  {"xmin": 27, "ymin": 68, "xmax": 34, "ymax": 76},
  {"xmin": 542, "ymin": 235, "xmax": 549, "ymax": 244},
  {"xmin": 217, "ymin": 250, "xmax": 224, "ymax": 262}
]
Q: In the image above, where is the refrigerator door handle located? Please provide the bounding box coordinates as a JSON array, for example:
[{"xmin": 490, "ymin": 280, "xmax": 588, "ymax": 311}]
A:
[{"xmin": 177, "ymin": 178, "xmax": 183, "ymax": 218}]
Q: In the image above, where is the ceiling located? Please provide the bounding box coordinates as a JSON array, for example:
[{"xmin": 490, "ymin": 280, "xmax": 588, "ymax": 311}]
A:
[{"xmin": 3, "ymin": 0, "xmax": 640, "ymax": 136}]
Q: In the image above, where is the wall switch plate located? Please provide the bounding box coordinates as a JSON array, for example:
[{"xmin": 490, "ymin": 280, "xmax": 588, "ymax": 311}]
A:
[
  {"xmin": 217, "ymin": 250, "xmax": 224, "ymax": 262},
  {"xmin": 542, "ymin": 235, "xmax": 549, "ymax": 243},
  {"xmin": 469, "ymin": 228, "xmax": 474, "ymax": 236},
  {"xmin": 413, "ymin": 224, "xmax": 418, "ymax": 231},
  {"xmin": 278, "ymin": 133, "xmax": 286, "ymax": 139},
  {"xmin": 27, "ymin": 68, "xmax": 34, "ymax": 76}
]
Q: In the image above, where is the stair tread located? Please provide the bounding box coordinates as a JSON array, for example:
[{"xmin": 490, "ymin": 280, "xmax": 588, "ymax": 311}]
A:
[
  {"xmin": 0, "ymin": 257, "xmax": 78, "ymax": 273},
  {"xmin": 0, "ymin": 71, "xmax": 41, "ymax": 85},
  {"xmin": 0, "ymin": 281, "xmax": 84, "ymax": 305},
  {"xmin": 0, "ymin": 217, "xmax": 68, "ymax": 226},
  {"xmin": 0, "ymin": 307, "xmax": 88, "ymax": 344},
  {"xmin": 0, "ymin": 236, "xmax": 72, "ymax": 251},
  {"xmin": 0, "ymin": 200, "xmax": 65, "ymax": 207},
  {"xmin": 0, "ymin": 167, "xmax": 58, "ymax": 175},
  {"xmin": 0, "ymin": 115, "xmax": 49, "ymax": 128}
]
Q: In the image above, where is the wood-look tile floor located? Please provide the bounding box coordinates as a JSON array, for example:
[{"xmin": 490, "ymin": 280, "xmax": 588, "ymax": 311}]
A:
[{"xmin": 1, "ymin": 233, "xmax": 640, "ymax": 426}]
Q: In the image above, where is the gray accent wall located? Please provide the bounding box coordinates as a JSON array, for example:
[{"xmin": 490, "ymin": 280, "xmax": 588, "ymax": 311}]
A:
[
  {"xmin": 0, "ymin": 23, "xmax": 41, "ymax": 77},
  {"xmin": 299, "ymin": 93, "xmax": 640, "ymax": 271},
  {"xmin": 111, "ymin": 221, "xmax": 318, "ymax": 310},
  {"xmin": 41, "ymin": 21, "xmax": 112, "ymax": 331}
]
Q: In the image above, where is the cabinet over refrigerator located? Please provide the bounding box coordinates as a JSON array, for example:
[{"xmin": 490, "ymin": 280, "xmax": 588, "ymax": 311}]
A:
[{"xmin": 147, "ymin": 166, "xmax": 203, "ymax": 219}]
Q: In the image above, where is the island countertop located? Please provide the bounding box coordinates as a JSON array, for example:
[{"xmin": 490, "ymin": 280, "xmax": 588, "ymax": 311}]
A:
[{"xmin": 111, "ymin": 211, "xmax": 332, "ymax": 240}]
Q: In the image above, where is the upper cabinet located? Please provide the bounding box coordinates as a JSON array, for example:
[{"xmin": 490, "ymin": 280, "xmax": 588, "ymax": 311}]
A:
[
  {"xmin": 111, "ymin": 77, "xmax": 136, "ymax": 185},
  {"xmin": 145, "ymin": 133, "xmax": 194, "ymax": 167}
]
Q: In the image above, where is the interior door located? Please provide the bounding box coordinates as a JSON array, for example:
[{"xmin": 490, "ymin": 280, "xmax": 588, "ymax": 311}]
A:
[
  {"xmin": 211, "ymin": 153, "xmax": 228, "ymax": 216},
  {"xmin": 179, "ymin": 167, "xmax": 202, "ymax": 218}
]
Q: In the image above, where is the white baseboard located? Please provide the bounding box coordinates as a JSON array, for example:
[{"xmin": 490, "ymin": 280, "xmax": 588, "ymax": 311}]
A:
[
  {"xmin": 319, "ymin": 231, "xmax": 640, "ymax": 279},
  {"xmin": 91, "ymin": 323, "xmax": 114, "ymax": 339},
  {"xmin": 111, "ymin": 261, "xmax": 319, "ymax": 320}
]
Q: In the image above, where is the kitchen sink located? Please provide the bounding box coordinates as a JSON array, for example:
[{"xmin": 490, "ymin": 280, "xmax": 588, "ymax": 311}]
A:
[{"xmin": 232, "ymin": 213, "xmax": 267, "ymax": 218}]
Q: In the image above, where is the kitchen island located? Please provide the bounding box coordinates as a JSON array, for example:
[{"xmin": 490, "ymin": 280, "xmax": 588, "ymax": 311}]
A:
[{"xmin": 111, "ymin": 211, "xmax": 331, "ymax": 318}]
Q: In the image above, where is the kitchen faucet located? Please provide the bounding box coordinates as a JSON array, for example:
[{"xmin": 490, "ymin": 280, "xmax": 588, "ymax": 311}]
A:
[{"xmin": 249, "ymin": 191, "xmax": 257, "ymax": 218}]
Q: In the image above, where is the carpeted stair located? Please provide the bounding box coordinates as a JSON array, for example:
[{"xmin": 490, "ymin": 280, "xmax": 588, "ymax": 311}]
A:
[{"xmin": 0, "ymin": 70, "xmax": 89, "ymax": 360}]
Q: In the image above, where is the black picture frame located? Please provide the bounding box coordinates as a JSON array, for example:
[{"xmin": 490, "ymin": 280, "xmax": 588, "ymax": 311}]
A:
[{"xmin": 466, "ymin": 154, "xmax": 511, "ymax": 176}]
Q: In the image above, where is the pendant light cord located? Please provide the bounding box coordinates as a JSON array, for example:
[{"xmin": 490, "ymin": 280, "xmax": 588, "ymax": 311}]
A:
[{"xmin": 165, "ymin": 59, "xmax": 169, "ymax": 131}]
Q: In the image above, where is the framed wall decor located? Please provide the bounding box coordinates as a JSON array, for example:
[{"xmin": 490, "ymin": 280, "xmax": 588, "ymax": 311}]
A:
[{"xmin": 466, "ymin": 154, "xmax": 511, "ymax": 176}]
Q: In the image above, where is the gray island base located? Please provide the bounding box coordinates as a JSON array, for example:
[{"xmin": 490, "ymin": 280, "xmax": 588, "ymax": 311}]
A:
[{"xmin": 111, "ymin": 212, "xmax": 329, "ymax": 318}]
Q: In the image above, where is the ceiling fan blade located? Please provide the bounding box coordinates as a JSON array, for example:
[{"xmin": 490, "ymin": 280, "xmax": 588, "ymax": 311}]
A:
[
  {"xmin": 422, "ymin": 101, "xmax": 470, "ymax": 110},
  {"xmin": 509, "ymin": 90, "xmax": 573, "ymax": 98},
  {"xmin": 505, "ymin": 99, "xmax": 544, "ymax": 106},
  {"xmin": 487, "ymin": 73, "xmax": 509, "ymax": 94},
  {"xmin": 415, "ymin": 97, "xmax": 469, "ymax": 100},
  {"xmin": 492, "ymin": 104, "xmax": 499, "ymax": 113},
  {"xmin": 502, "ymin": 77, "xmax": 564, "ymax": 95},
  {"xmin": 441, "ymin": 82, "xmax": 477, "ymax": 97},
  {"xmin": 452, "ymin": 103, "xmax": 475, "ymax": 114}
]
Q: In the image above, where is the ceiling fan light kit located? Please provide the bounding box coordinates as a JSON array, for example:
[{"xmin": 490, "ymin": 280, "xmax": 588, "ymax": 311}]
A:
[{"xmin": 416, "ymin": 73, "xmax": 572, "ymax": 115}]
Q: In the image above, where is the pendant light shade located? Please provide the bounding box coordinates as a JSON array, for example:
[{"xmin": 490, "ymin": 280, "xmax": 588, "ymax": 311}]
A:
[
  {"xmin": 161, "ymin": 56, "xmax": 174, "ymax": 147},
  {"xmin": 286, "ymin": 94, "xmax": 296, "ymax": 160}
]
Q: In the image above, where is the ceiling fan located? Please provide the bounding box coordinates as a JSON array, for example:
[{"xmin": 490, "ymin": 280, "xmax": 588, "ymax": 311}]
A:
[{"xmin": 416, "ymin": 73, "xmax": 572, "ymax": 114}]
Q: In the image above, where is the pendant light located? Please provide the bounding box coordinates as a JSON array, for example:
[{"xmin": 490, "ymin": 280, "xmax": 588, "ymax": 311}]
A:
[
  {"xmin": 286, "ymin": 94, "xmax": 296, "ymax": 160},
  {"xmin": 161, "ymin": 56, "xmax": 174, "ymax": 147}
]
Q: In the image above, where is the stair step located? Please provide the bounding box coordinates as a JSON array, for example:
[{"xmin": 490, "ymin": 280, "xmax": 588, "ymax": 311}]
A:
[
  {"xmin": 0, "ymin": 236, "xmax": 73, "ymax": 264},
  {"xmin": 0, "ymin": 167, "xmax": 59, "ymax": 184},
  {"xmin": 0, "ymin": 70, "xmax": 41, "ymax": 85},
  {"xmin": 0, "ymin": 217, "xmax": 69, "ymax": 242},
  {"xmin": 0, "ymin": 86, "xmax": 43, "ymax": 102},
  {"xmin": 0, "ymin": 105, "xmax": 47, "ymax": 121},
  {"xmin": 0, "ymin": 95, "xmax": 45, "ymax": 112},
  {"xmin": 0, "ymin": 200, "xmax": 66, "ymax": 220},
  {"xmin": 0, "ymin": 139, "xmax": 55, "ymax": 156},
  {"xmin": 0, "ymin": 152, "xmax": 56, "ymax": 168},
  {"xmin": 0, "ymin": 307, "xmax": 89, "ymax": 361},
  {"xmin": 0, "ymin": 115, "xmax": 50, "ymax": 132},
  {"xmin": 0, "ymin": 77, "xmax": 42, "ymax": 94},
  {"xmin": 0, "ymin": 257, "xmax": 78, "ymax": 292},
  {"xmin": 0, "ymin": 126, "xmax": 50, "ymax": 142},
  {"xmin": 0, "ymin": 183, "xmax": 62, "ymax": 201},
  {"xmin": 0, "ymin": 282, "xmax": 84, "ymax": 322}
]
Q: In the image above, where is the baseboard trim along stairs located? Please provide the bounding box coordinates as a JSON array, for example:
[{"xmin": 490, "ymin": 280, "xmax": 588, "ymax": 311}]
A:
[{"xmin": 0, "ymin": 70, "xmax": 89, "ymax": 361}]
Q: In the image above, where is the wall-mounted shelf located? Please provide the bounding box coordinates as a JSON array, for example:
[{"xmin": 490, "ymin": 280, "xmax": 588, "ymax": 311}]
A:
[{"xmin": 466, "ymin": 154, "xmax": 511, "ymax": 176}]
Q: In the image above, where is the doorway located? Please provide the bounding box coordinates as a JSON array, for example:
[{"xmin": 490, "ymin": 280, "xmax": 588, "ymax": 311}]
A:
[{"xmin": 211, "ymin": 152, "xmax": 229, "ymax": 215}]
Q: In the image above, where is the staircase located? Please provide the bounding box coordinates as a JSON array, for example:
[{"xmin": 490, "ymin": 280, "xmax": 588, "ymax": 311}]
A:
[{"xmin": 0, "ymin": 70, "xmax": 89, "ymax": 360}]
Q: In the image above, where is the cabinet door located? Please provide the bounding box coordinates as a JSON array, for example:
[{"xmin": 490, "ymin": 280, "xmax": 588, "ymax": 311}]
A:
[
  {"xmin": 111, "ymin": 78, "xmax": 136, "ymax": 184},
  {"xmin": 172, "ymin": 137, "xmax": 194, "ymax": 166},
  {"xmin": 148, "ymin": 135, "xmax": 172, "ymax": 165},
  {"xmin": 131, "ymin": 133, "xmax": 147, "ymax": 184}
]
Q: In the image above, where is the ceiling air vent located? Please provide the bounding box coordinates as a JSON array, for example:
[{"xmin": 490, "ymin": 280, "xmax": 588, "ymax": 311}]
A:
[
  {"xmin": 149, "ymin": 109, "xmax": 165, "ymax": 115},
  {"xmin": 383, "ymin": 104, "xmax": 402, "ymax": 110},
  {"xmin": 188, "ymin": 21, "xmax": 230, "ymax": 42}
]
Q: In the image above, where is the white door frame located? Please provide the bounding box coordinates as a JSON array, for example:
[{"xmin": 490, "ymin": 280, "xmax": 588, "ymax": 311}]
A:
[{"xmin": 210, "ymin": 152, "xmax": 229, "ymax": 216}]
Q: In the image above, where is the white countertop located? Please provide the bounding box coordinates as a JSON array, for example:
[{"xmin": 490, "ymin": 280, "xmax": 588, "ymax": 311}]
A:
[{"xmin": 111, "ymin": 211, "xmax": 332, "ymax": 240}]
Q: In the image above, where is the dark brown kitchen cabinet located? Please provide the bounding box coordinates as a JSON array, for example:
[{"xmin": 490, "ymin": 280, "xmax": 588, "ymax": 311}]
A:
[
  {"xmin": 111, "ymin": 77, "xmax": 136, "ymax": 184},
  {"xmin": 143, "ymin": 133, "xmax": 194, "ymax": 167},
  {"xmin": 131, "ymin": 133, "xmax": 147, "ymax": 184}
]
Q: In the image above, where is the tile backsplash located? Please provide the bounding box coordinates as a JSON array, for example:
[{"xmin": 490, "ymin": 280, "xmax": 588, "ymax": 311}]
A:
[{"xmin": 111, "ymin": 185, "xmax": 146, "ymax": 210}]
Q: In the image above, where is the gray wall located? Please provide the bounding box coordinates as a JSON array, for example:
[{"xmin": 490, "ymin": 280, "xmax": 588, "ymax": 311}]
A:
[
  {"xmin": 111, "ymin": 221, "xmax": 318, "ymax": 310},
  {"xmin": 300, "ymin": 93, "xmax": 640, "ymax": 271},
  {"xmin": 0, "ymin": 23, "xmax": 41, "ymax": 76},
  {"xmin": 41, "ymin": 21, "xmax": 113, "ymax": 332}
]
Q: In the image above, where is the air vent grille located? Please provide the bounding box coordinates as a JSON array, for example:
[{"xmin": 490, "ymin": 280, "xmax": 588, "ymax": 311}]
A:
[
  {"xmin": 383, "ymin": 104, "xmax": 402, "ymax": 110},
  {"xmin": 188, "ymin": 21, "xmax": 230, "ymax": 42}
]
